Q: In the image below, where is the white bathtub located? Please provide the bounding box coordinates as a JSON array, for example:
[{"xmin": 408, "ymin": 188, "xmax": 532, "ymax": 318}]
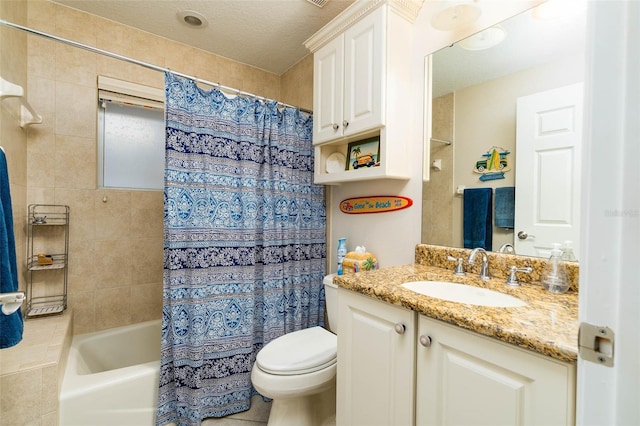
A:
[{"xmin": 60, "ymin": 319, "xmax": 161, "ymax": 426}]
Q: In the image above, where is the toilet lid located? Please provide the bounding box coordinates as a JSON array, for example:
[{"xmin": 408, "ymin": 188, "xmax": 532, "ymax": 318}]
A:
[{"xmin": 256, "ymin": 326, "xmax": 337, "ymax": 376}]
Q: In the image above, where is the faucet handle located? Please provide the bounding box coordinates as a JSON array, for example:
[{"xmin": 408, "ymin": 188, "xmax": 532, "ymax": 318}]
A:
[
  {"xmin": 446, "ymin": 255, "xmax": 466, "ymax": 276},
  {"xmin": 505, "ymin": 265, "xmax": 533, "ymax": 286}
]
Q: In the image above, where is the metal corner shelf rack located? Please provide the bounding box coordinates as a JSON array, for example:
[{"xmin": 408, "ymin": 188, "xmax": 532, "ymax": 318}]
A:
[{"xmin": 26, "ymin": 204, "xmax": 70, "ymax": 318}]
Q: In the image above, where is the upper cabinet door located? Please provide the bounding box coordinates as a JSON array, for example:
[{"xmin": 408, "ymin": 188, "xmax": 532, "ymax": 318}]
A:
[
  {"xmin": 312, "ymin": 7, "xmax": 384, "ymax": 145},
  {"xmin": 313, "ymin": 34, "xmax": 344, "ymax": 144},
  {"xmin": 343, "ymin": 6, "xmax": 385, "ymax": 138}
]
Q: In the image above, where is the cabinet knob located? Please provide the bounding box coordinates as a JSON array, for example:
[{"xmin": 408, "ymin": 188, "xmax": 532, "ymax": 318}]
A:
[
  {"xmin": 394, "ymin": 323, "xmax": 406, "ymax": 335},
  {"xmin": 342, "ymin": 120, "xmax": 349, "ymax": 128},
  {"xmin": 419, "ymin": 335, "xmax": 432, "ymax": 347},
  {"xmin": 332, "ymin": 123, "xmax": 339, "ymax": 131}
]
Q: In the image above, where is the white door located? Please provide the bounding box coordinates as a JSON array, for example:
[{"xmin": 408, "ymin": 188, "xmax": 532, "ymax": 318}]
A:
[
  {"xmin": 577, "ymin": 1, "xmax": 639, "ymax": 425},
  {"xmin": 514, "ymin": 83, "xmax": 583, "ymax": 258}
]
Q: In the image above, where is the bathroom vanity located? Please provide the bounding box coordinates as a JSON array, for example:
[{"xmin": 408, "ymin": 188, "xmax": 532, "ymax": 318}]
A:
[{"xmin": 335, "ymin": 245, "xmax": 578, "ymax": 426}]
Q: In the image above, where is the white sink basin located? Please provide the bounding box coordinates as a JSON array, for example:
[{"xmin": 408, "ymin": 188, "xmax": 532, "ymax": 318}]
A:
[{"xmin": 401, "ymin": 281, "xmax": 526, "ymax": 308}]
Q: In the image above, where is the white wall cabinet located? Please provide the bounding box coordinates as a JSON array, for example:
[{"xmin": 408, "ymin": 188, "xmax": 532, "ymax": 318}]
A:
[
  {"xmin": 306, "ymin": 1, "xmax": 418, "ymax": 184},
  {"xmin": 337, "ymin": 288, "xmax": 415, "ymax": 426},
  {"xmin": 337, "ymin": 288, "xmax": 576, "ymax": 426},
  {"xmin": 313, "ymin": 8, "xmax": 383, "ymax": 144}
]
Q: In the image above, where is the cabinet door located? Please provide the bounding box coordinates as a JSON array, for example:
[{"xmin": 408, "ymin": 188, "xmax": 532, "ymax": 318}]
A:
[
  {"xmin": 337, "ymin": 289, "xmax": 415, "ymax": 426},
  {"xmin": 313, "ymin": 34, "xmax": 344, "ymax": 145},
  {"xmin": 343, "ymin": 6, "xmax": 384, "ymax": 138},
  {"xmin": 416, "ymin": 316, "xmax": 575, "ymax": 426}
]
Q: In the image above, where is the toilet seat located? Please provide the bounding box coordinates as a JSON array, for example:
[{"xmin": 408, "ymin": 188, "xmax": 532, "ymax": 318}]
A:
[{"xmin": 256, "ymin": 326, "xmax": 337, "ymax": 376}]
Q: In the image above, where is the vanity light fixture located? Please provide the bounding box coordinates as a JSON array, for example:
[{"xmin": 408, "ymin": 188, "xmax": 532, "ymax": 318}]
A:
[
  {"xmin": 457, "ymin": 25, "xmax": 507, "ymax": 50},
  {"xmin": 430, "ymin": 0, "xmax": 482, "ymax": 31},
  {"xmin": 176, "ymin": 10, "xmax": 209, "ymax": 29}
]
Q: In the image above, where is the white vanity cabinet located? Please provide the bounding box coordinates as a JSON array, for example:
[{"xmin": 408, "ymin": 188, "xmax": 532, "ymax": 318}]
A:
[
  {"xmin": 337, "ymin": 288, "xmax": 416, "ymax": 426},
  {"xmin": 336, "ymin": 287, "xmax": 577, "ymax": 426},
  {"xmin": 305, "ymin": 1, "xmax": 419, "ymax": 184},
  {"xmin": 416, "ymin": 315, "xmax": 576, "ymax": 426}
]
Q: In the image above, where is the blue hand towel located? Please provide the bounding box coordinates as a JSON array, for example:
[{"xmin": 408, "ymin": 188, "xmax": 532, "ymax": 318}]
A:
[
  {"xmin": 0, "ymin": 149, "xmax": 23, "ymax": 349},
  {"xmin": 495, "ymin": 187, "xmax": 515, "ymax": 229},
  {"xmin": 463, "ymin": 188, "xmax": 493, "ymax": 251}
]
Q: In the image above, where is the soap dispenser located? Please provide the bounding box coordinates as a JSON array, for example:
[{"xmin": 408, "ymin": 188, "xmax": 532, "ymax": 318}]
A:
[
  {"xmin": 561, "ymin": 240, "xmax": 577, "ymax": 262},
  {"xmin": 541, "ymin": 243, "xmax": 569, "ymax": 293}
]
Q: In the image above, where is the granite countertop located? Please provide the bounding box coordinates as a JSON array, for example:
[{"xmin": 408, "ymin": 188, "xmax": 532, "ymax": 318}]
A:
[{"xmin": 333, "ymin": 263, "xmax": 579, "ymax": 363}]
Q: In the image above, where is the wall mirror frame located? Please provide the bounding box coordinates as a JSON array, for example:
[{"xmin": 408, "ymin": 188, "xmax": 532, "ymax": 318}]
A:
[{"xmin": 421, "ymin": 2, "xmax": 587, "ymax": 260}]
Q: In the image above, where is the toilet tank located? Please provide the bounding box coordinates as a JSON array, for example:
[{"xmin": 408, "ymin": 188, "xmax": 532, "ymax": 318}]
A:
[{"xmin": 323, "ymin": 274, "xmax": 339, "ymax": 334}]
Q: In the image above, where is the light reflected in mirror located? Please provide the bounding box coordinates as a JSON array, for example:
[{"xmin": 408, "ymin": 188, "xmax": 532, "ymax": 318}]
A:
[{"xmin": 421, "ymin": 5, "xmax": 587, "ymax": 260}]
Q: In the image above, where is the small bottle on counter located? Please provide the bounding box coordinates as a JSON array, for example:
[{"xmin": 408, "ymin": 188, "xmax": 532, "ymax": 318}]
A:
[
  {"xmin": 561, "ymin": 240, "xmax": 577, "ymax": 262},
  {"xmin": 541, "ymin": 243, "xmax": 569, "ymax": 294},
  {"xmin": 337, "ymin": 238, "xmax": 347, "ymax": 276}
]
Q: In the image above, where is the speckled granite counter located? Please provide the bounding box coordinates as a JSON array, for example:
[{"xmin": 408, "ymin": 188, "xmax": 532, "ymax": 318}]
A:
[{"xmin": 334, "ymin": 245, "xmax": 579, "ymax": 363}]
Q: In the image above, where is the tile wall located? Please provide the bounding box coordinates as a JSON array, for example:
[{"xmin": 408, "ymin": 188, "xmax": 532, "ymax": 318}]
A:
[
  {"xmin": 422, "ymin": 92, "xmax": 454, "ymax": 246},
  {"xmin": 21, "ymin": 0, "xmax": 312, "ymax": 335}
]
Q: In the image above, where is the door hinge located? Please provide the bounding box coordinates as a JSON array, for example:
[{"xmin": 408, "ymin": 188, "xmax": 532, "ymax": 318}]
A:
[{"xmin": 578, "ymin": 323, "xmax": 614, "ymax": 367}]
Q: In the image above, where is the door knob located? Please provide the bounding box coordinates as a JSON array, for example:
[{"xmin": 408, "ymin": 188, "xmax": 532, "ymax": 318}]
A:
[
  {"xmin": 342, "ymin": 120, "xmax": 349, "ymax": 128},
  {"xmin": 332, "ymin": 123, "xmax": 339, "ymax": 131},
  {"xmin": 517, "ymin": 231, "xmax": 536, "ymax": 240},
  {"xmin": 394, "ymin": 323, "xmax": 406, "ymax": 334}
]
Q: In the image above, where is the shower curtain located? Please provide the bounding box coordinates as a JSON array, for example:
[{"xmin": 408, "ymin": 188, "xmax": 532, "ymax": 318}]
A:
[{"xmin": 158, "ymin": 73, "xmax": 326, "ymax": 426}]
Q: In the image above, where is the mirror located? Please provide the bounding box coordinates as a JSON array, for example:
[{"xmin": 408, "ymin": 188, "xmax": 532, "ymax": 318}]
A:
[{"xmin": 421, "ymin": 5, "xmax": 587, "ymax": 259}]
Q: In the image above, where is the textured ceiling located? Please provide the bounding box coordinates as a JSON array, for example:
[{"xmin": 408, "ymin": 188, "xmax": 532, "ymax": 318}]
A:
[{"xmin": 52, "ymin": 0, "xmax": 355, "ymax": 75}]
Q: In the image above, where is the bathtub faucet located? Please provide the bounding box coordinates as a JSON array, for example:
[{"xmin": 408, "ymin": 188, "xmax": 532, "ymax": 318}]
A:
[{"xmin": 467, "ymin": 248, "xmax": 491, "ymax": 281}]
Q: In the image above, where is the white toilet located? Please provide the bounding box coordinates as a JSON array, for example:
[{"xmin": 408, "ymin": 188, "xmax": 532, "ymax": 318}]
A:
[{"xmin": 251, "ymin": 274, "xmax": 339, "ymax": 426}]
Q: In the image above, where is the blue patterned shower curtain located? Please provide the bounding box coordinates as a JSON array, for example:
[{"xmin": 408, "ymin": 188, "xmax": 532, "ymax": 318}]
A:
[{"xmin": 158, "ymin": 73, "xmax": 326, "ymax": 426}]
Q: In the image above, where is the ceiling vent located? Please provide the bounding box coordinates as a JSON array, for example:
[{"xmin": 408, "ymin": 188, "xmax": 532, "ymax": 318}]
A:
[{"xmin": 306, "ymin": 0, "xmax": 329, "ymax": 8}]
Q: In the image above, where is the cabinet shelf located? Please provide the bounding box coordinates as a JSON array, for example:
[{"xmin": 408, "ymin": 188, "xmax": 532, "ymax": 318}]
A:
[{"xmin": 26, "ymin": 204, "xmax": 70, "ymax": 319}]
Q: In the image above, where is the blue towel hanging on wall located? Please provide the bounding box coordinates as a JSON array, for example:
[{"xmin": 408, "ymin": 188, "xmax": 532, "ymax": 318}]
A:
[
  {"xmin": 495, "ymin": 187, "xmax": 515, "ymax": 229},
  {"xmin": 0, "ymin": 149, "xmax": 23, "ymax": 349},
  {"xmin": 463, "ymin": 188, "xmax": 493, "ymax": 251}
]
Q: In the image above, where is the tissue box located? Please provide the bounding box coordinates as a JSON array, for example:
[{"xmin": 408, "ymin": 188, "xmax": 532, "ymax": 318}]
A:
[{"xmin": 342, "ymin": 251, "xmax": 378, "ymax": 274}]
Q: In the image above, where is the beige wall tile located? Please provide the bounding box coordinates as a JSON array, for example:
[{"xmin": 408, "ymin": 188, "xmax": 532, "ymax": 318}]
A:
[
  {"xmin": 0, "ymin": 369, "xmax": 42, "ymax": 424},
  {"xmin": 130, "ymin": 238, "xmax": 164, "ymax": 285},
  {"xmin": 54, "ymin": 135, "xmax": 96, "ymax": 189},
  {"xmin": 96, "ymin": 286, "xmax": 132, "ymax": 330},
  {"xmin": 67, "ymin": 290, "xmax": 96, "ymax": 334},
  {"xmin": 54, "ymin": 188, "xmax": 94, "ymax": 229},
  {"xmin": 93, "ymin": 239, "xmax": 133, "ymax": 289},
  {"xmin": 54, "ymin": 42, "xmax": 96, "ymax": 87},
  {"xmin": 131, "ymin": 282, "xmax": 163, "ymax": 323},
  {"xmin": 54, "ymin": 82, "xmax": 96, "ymax": 138},
  {"xmin": 41, "ymin": 365, "xmax": 58, "ymax": 416}
]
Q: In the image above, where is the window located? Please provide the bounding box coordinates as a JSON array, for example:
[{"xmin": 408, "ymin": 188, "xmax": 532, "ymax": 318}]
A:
[{"xmin": 97, "ymin": 76, "xmax": 165, "ymax": 190}]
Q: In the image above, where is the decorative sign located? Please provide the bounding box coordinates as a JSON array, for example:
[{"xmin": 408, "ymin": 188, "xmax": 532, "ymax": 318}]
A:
[
  {"xmin": 339, "ymin": 196, "xmax": 413, "ymax": 214},
  {"xmin": 473, "ymin": 147, "xmax": 510, "ymax": 181}
]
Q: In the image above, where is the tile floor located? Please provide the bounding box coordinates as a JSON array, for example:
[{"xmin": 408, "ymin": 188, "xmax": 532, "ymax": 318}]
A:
[{"xmin": 202, "ymin": 395, "xmax": 272, "ymax": 425}]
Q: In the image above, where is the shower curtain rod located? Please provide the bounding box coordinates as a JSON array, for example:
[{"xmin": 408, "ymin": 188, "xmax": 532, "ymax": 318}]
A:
[{"xmin": 0, "ymin": 19, "xmax": 313, "ymax": 114}]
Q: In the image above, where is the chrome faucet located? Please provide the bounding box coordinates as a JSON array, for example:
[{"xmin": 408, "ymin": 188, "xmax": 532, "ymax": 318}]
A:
[
  {"xmin": 498, "ymin": 243, "xmax": 516, "ymax": 254},
  {"xmin": 467, "ymin": 248, "xmax": 491, "ymax": 281}
]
